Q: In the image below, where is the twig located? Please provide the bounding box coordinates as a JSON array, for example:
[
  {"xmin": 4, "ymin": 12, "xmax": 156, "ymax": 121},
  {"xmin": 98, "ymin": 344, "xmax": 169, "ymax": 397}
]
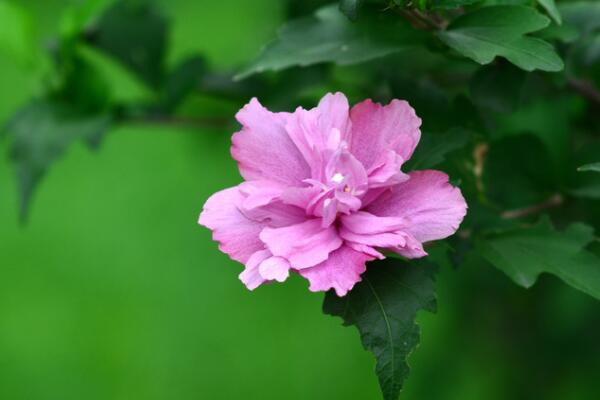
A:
[
  {"xmin": 125, "ymin": 115, "xmax": 230, "ymax": 129},
  {"xmin": 568, "ymin": 78, "xmax": 600, "ymax": 108},
  {"xmin": 501, "ymin": 194, "xmax": 564, "ymax": 219}
]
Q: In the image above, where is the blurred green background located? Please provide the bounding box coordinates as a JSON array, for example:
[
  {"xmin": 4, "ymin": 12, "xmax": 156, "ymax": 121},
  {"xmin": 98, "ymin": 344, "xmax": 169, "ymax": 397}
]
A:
[{"xmin": 1, "ymin": 1, "xmax": 600, "ymax": 399}]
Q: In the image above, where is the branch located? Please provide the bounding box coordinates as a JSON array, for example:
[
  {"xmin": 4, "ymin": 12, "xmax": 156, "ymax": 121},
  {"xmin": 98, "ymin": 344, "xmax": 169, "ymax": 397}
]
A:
[
  {"xmin": 568, "ymin": 78, "xmax": 600, "ymax": 108},
  {"xmin": 124, "ymin": 115, "xmax": 230, "ymax": 130},
  {"xmin": 501, "ymin": 194, "xmax": 564, "ymax": 219}
]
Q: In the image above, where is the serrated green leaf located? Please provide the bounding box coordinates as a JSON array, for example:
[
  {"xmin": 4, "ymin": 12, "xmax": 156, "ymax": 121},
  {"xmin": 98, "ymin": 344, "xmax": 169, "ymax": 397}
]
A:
[
  {"xmin": 578, "ymin": 162, "xmax": 600, "ymax": 173},
  {"xmin": 87, "ymin": 1, "xmax": 167, "ymax": 87},
  {"xmin": 237, "ymin": 5, "xmax": 425, "ymax": 80},
  {"xmin": 480, "ymin": 217, "xmax": 600, "ymax": 300},
  {"xmin": 537, "ymin": 0, "xmax": 561, "ymax": 25},
  {"xmin": 3, "ymin": 101, "xmax": 112, "ymax": 221},
  {"xmin": 323, "ymin": 259, "xmax": 436, "ymax": 400},
  {"xmin": 0, "ymin": 0, "xmax": 35, "ymax": 65},
  {"xmin": 438, "ymin": 5, "xmax": 563, "ymax": 72}
]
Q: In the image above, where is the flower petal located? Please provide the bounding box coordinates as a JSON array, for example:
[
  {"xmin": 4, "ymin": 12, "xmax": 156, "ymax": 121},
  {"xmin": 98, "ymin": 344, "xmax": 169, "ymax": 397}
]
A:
[
  {"xmin": 349, "ymin": 99, "xmax": 421, "ymax": 170},
  {"xmin": 366, "ymin": 170, "xmax": 467, "ymax": 243},
  {"xmin": 258, "ymin": 256, "xmax": 291, "ymax": 282},
  {"xmin": 285, "ymin": 92, "xmax": 350, "ymax": 180},
  {"xmin": 239, "ymin": 249, "xmax": 271, "ymax": 290},
  {"xmin": 232, "ymin": 98, "xmax": 310, "ymax": 184},
  {"xmin": 259, "ymin": 219, "xmax": 343, "ymax": 269},
  {"xmin": 199, "ymin": 187, "xmax": 266, "ymax": 263},
  {"xmin": 299, "ymin": 245, "xmax": 374, "ymax": 296}
]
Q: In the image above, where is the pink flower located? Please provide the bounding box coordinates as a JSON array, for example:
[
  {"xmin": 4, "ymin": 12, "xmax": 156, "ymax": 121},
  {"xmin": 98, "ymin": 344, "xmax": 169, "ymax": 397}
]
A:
[{"xmin": 199, "ymin": 93, "xmax": 467, "ymax": 296}]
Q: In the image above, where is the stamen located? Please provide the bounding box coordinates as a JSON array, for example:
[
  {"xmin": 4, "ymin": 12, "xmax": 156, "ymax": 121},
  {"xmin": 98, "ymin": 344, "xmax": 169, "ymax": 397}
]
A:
[{"xmin": 331, "ymin": 173, "xmax": 344, "ymax": 183}]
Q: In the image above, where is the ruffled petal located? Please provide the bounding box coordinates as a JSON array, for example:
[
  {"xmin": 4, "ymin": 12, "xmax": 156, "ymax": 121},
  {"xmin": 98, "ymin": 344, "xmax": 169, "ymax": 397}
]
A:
[
  {"xmin": 366, "ymin": 170, "xmax": 467, "ymax": 243},
  {"xmin": 198, "ymin": 187, "xmax": 266, "ymax": 263},
  {"xmin": 232, "ymin": 98, "xmax": 311, "ymax": 184},
  {"xmin": 259, "ymin": 219, "xmax": 343, "ymax": 269},
  {"xmin": 299, "ymin": 245, "xmax": 374, "ymax": 296},
  {"xmin": 258, "ymin": 256, "xmax": 291, "ymax": 282},
  {"xmin": 349, "ymin": 99, "xmax": 421, "ymax": 170},
  {"xmin": 239, "ymin": 249, "xmax": 271, "ymax": 290},
  {"xmin": 285, "ymin": 92, "xmax": 350, "ymax": 180}
]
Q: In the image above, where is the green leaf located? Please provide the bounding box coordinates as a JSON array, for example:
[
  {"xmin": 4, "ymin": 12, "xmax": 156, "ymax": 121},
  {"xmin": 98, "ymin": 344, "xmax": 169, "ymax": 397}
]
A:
[
  {"xmin": 323, "ymin": 259, "xmax": 436, "ymax": 400},
  {"xmin": 236, "ymin": 5, "xmax": 425, "ymax": 79},
  {"xmin": 578, "ymin": 162, "xmax": 600, "ymax": 173},
  {"xmin": 160, "ymin": 56, "xmax": 206, "ymax": 112},
  {"xmin": 537, "ymin": 0, "xmax": 561, "ymax": 25},
  {"xmin": 470, "ymin": 63, "xmax": 528, "ymax": 113},
  {"xmin": 76, "ymin": 44, "xmax": 155, "ymax": 104},
  {"xmin": 339, "ymin": 0, "xmax": 360, "ymax": 20},
  {"xmin": 59, "ymin": 0, "xmax": 114, "ymax": 40},
  {"xmin": 560, "ymin": 1, "xmax": 600, "ymax": 35},
  {"xmin": 87, "ymin": 1, "xmax": 167, "ymax": 87},
  {"xmin": 430, "ymin": 0, "xmax": 481, "ymax": 9},
  {"xmin": 3, "ymin": 101, "xmax": 112, "ymax": 221},
  {"xmin": 0, "ymin": 0, "xmax": 35, "ymax": 65},
  {"xmin": 406, "ymin": 128, "xmax": 470, "ymax": 170},
  {"xmin": 479, "ymin": 217, "xmax": 600, "ymax": 300},
  {"xmin": 438, "ymin": 5, "xmax": 564, "ymax": 72}
]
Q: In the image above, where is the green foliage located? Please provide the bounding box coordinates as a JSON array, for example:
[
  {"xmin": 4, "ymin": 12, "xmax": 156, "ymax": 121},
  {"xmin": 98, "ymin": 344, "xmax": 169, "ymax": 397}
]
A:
[
  {"xmin": 3, "ymin": 101, "xmax": 111, "ymax": 221},
  {"xmin": 87, "ymin": 1, "xmax": 167, "ymax": 87},
  {"xmin": 236, "ymin": 5, "xmax": 425, "ymax": 79},
  {"xmin": 323, "ymin": 258, "xmax": 436, "ymax": 400},
  {"xmin": 438, "ymin": 6, "xmax": 563, "ymax": 71},
  {"xmin": 0, "ymin": 1, "xmax": 35, "ymax": 65},
  {"xmin": 480, "ymin": 217, "xmax": 600, "ymax": 300},
  {"xmin": 578, "ymin": 163, "xmax": 600, "ymax": 173},
  {"xmin": 537, "ymin": 0, "xmax": 561, "ymax": 25},
  {"xmin": 3, "ymin": 1, "xmax": 600, "ymax": 398}
]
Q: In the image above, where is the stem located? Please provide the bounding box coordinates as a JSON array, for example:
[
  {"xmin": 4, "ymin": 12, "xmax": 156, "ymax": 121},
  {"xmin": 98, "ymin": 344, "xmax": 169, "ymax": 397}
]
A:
[
  {"xmin": 568, "ymin": 78, "xmax": 600, "ymax": 108},
  {"xmin": 124, "ymin": 115, "xmax": 230, "ymax": 129},
  {"xmin": 501, "ymin": 194, "xmax": 564, "ymax": 219}
]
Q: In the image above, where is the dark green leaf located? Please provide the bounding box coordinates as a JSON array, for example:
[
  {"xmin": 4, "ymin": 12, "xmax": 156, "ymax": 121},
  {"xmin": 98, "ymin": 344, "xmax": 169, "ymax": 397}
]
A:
[
  {"xmin": 430, "ymin": 0, "xmax": 481, "ymax": 9},
  {"xmin": 537, "ymin": 0, "xmax": 561, "ymax": 25},
  {"xmin": 323, "ymin": 259, "xmax": 436, "ymax": 400},
  {"xmin": 407, "ymin": 128, "xmax": 470, "ymax": 170},
  {"xmin": 161, "ymin": 56, "xmax": 206, "ymax": 112},
  {"xmin": 438, "ymin": 5, "xmax": 563, "ymax": 72},
  {"xmin": 87, "ymin": 1, "xmax": 167, "ymax": 87},
  {"xmin": 236, "ymin": 5, "xmax": 425, "ymax": 79},
  {"xmin": 3, "ymin": 101, "xmax": 112, "ymax": 221},
  {"xmin": 479, "ymin": 217, "xmax": 600, "ymax": 300},
  {"xmin": 560, "ymin": 1, "xmax": 600, "ymax": 35},
  {"xmin": 578, "ymin": 162, "xmax": 600, "ymax": 173},
  {"xmin": 339, "ymin": 0, "xmax": 360, "ymax": 20},
  {"xmin": 470, "ymin": 63, "xmax": 528, "ymax": 113}
]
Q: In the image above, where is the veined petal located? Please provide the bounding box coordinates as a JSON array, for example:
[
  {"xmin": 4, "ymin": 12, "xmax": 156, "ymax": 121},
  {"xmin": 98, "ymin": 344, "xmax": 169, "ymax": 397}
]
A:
[
  {"xmin": 286, "ymin": 92, "xmax": 351, "ymax": 180},
  {"xmin": 232, "ymin": 98, "xmax": 310, "ymax": 184},
  {"xmin": 259, "ymin": 219, "xmax": 343, "ymax": 269},
  {"xmin": 199, "ymin": 187, "xmax": 266, "ymax": 263},
  {"xmin": 349, "ymin": 99, "xmax": 421, "ymax": 170},
  {"xmin": 239, "ymin": 249, "xmax": 271, "ymax": 290},
  {"xmin": 367, "ymin": 170, "xmax": 467, "ymax": 243},
  {"xmin": 299, "ymin": 245, "xmax": 374, "ymax": 296},
  {"xmin": 258, "ymin": 256, "xmax": 291, "ymax": 282}
]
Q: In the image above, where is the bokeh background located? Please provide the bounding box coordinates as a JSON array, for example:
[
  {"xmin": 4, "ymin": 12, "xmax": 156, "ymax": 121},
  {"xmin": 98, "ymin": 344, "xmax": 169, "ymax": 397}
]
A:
[{"xmin": 1, "ymin": 1, "xmax": 599, "ymax": 399}]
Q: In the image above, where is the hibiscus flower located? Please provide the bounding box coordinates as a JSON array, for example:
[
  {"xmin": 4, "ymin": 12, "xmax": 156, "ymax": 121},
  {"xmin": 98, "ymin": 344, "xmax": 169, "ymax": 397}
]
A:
[{"xmin": 199, "ymin": 93, "xmax": 467, "ymax": 296}]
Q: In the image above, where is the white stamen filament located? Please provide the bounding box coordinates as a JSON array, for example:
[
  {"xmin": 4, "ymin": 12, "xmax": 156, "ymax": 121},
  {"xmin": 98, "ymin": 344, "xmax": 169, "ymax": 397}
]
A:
[{"xmin": 331, "ymin": 172, "xmax": 344, "ymax": 183}]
